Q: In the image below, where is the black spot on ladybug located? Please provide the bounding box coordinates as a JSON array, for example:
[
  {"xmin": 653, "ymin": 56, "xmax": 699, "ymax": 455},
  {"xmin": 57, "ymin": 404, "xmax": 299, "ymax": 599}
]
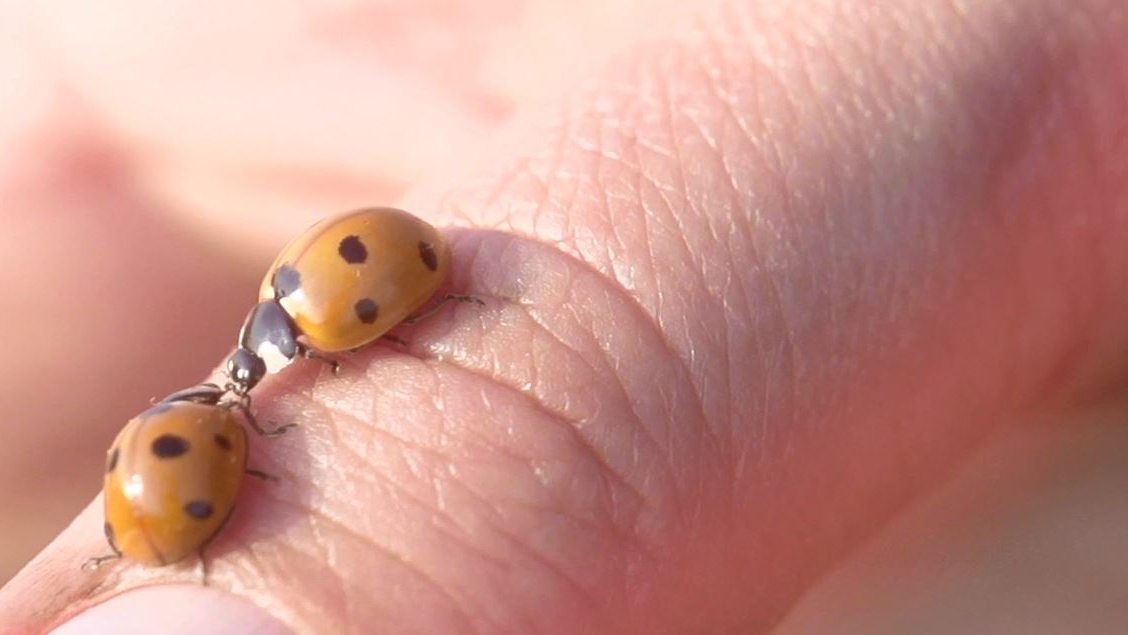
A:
[
  {"xmin": 338, "ymin": 235, "xmax": 368, "ymax": 264},
  {"xmin": 106, "ymin": 447, "xmax": 119, "ymax": 473},
  {"xmin": 214, "ymin": 434, "xmax": 232, "ymax": 451},
  {"xmin": 272, "ymin": 264, "xmax": 302, "ymax": 298},
  {"xmin": 151, "ymin": 434, "xmax": 190, "ymax": 458},
  {"xmin": 184, "ymin": 500, "xmax": 214, "ymax": 519},
  {"xmin": 418, "ymin": 241, "xmax": 438, "ymax": 271},
  {"xmin": 355, "ymin": 298, "xmax": 378, "ymax": 324}
]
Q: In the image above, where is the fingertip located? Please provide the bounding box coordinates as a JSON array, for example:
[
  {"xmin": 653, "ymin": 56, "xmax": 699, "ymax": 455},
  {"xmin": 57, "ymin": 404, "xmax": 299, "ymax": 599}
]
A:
[{"xmin": 51, "ymin": 586, "xmax": 292, "ymax": 635}]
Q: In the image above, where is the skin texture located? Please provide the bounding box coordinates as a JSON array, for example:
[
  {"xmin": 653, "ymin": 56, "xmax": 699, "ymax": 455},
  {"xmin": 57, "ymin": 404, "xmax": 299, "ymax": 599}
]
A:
[{"xmin": 0, "ymin": 0, "xmax": 1127, "ymax": 633}]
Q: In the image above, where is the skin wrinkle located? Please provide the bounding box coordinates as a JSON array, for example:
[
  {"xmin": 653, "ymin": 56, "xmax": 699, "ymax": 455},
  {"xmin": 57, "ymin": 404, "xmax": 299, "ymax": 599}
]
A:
[
  {"xmin": 827, "ymin": 9, "xmax": 906, "ymax": 132},
  {"xmin": 264, "ymin": 543, "xmax": 337, "ymax": 633},
  {"xmin": 310, "ymin": 348, "xmax": 635, "ymax": 628},
  {"xmin": 327, "ymin": 413, "xmax": 495, "ymax": 564},
  {"xmin": 337, "ymin": 384, "xmax": 629, "ymax": 584},
  {"xmin": 491, "ymin": 374, "xmax": 645, "ymax": 559},
  {"xmin": 439, "ymin": 472, "xmax": 621, "ymax": 631},
  {"xmin": 455, "ymin": 113, "xmax": 719, "ymax": 508},
  {"xmin": 532, "ymin": 101, "xmax": 584, "ymax": 248},
  {"xmin": 686, "ymin": 24, "xmax": 804, "ymax": 479},
  {"xmin": 442, "ymin": 437, "xmax": 625, "ymax": 561},
  {"xmin": 284, "ymin": 512, "xmax": 355, "ymax": 628},
  {"xmin": 721, "ymin": 2, "xmax": 997, "ymax": 464},
  {"xmin": 708, "ymin": 11, "xmax": 817, "ymax": 469},
  {"xmin": 609, "ymin": 161, "xmax": 703, "ymax": 480},
  {"xmin": 454, "ymin": 224, "xmax": 697, "ymax": 520},
  {"xmin": 302, "ymin": 505, "xmax": 481, "ymax": 635},
  {"xmin": 591, "ymin": 112, "xmax": 645, "ymax": 327},
  {"xmin": 448, "ymin": 393, "xmax": 638, "ymax": 553},
  {"xmin": 543, "ymin": 161, "xmax": 586, "ymax": 252},
  {"xmin": 705, "ymin": 6, "xmax": 800, "ymax": 478},
  {"xmin": 252, "ymin": 491, "xmax": 476, "ymax": 633},
  {"xmin": 616, "ymin": 62, "xmax": 671, "ymax": 356},
  {"xmin": 515, "ymin": 296, "xmax": 661, "ymax": 515},
  {"xmin": 604, "ymin": 184, "xmax": 654, "ymax": 300},
  {"xmin": 629, "ymin": 97, "xmax": 724, "ymax": 484},
  {"xmin": 448, "ymin": 151, "xmax": 546, "ymax": 236},
  {"xmin": 424, "ymin": 4, "xmax": 1127, "ymax": 628},
  {"xmin": 240, "ymin": 541, "xmax": 323, "ymax": 633},
  {"xmin": 339, "ymin": 380, "xmax": 482, "ymax": 483},
  {"xmin": 764, "ymin": 6, "xmax": 894, "ymax": 466},
  {"xmin": 423, "ymin": 484, "xmax": 618, "ymax": 632},
  {"xmin": 443, "ymin": 415, "xmax": 548, "ymax": 504},
  {"xmin": 444, "ymin": 9, "xmax": 1028, "ymax": 627},
  {"xmin": 648, "ymin": 51, "xmax": 733, "ymax": 474},
  {"xmin": 516, "ymin": 236, "xmax": 701, "ymax": 529}
]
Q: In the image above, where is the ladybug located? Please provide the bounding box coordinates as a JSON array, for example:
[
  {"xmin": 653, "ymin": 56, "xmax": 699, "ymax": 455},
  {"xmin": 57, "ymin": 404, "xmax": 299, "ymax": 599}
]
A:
[
  {"xmin": 224, "ymin": 206, "xmax": 480, "ymax": 395},
  {"xmin": 84, "ymin": 207, "xmax": 477, "ymax": 576},
  {"xmin": 84, "ymin": 399, "xmax": 276, "ymax": 576}
]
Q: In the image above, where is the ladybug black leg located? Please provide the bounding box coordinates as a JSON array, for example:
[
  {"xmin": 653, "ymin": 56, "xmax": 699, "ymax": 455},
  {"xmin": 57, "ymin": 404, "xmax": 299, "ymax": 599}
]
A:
[
  {"xmin": 403, "ymin": 293, "xmax": 485, "ymax": 325},
  {"xmin": 195, "ymin": 505, "xmax": 239, "ymax": 586},
  {"xmin": 298, "ymin": 344, "xmax": 341, "ymax": 375},
  {"xmin": 197, "ymin": 550, "xmax": 210, "ymax": 586},
  {"xmin": 232, "ymin": 400, "xmax": 295, "ymax": 437},
  {"xmin": 380, "ymin": 334, "xmax": 408, "ymax": 347},
  {"xmin": 81, "ymin": 553, "xmax": 121, "ymax": 571},
  {"xmin": 83, "ymin": 520, "xmax": 124, "ymax": 571},
  {"xmin": 246, "ymin": 467, "xmax": 280, "ymax": 483},
  {"xmin": 157, "ymin": 383, "xmax": 226, "ymax": 406}
]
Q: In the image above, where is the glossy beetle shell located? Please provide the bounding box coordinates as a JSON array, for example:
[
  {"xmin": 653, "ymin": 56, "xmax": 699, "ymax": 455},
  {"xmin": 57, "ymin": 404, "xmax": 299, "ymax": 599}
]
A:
[
  {"xmin": 258, "ymin": 207, "xmax": 451, "ymax": 352},
  {"xmin": 102, "ymin": 401, "xmax": 247, "ymax": 565}
]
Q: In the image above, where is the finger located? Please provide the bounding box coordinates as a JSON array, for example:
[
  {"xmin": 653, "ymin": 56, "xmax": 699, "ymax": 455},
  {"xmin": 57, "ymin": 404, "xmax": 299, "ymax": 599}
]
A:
[
  {"xmin": 403, "ymin": 0, "xmax": 1128, "ymax": 626},
  {"xmin": 4, "ymin": 0, "xmax": 1128, "ymax": 633}
]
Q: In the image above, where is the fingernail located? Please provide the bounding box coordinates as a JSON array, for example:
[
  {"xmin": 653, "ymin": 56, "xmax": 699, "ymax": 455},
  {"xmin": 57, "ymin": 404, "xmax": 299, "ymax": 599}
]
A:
[{"xmin": 51, "ymin": 585, "xmax": 292, "ymax": 635}]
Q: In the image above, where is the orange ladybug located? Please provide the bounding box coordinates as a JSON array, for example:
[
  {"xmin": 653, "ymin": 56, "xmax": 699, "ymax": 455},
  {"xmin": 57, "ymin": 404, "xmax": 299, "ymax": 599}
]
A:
[
  {"xmin": 85, "ymin": 400, "xmax": 275, "ymax": 574},
  {"xmin": 225, "ymin": 207, "xmax": 480, "ymax": 392},
  {"xmin": 84, "ymin": 207, "xmax": 478, "ymax": 577}
]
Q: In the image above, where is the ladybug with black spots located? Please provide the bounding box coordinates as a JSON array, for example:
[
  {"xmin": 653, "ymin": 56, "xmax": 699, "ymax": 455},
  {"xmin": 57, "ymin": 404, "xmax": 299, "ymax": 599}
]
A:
[
  {"xmin": 84, "ymin": 400, "xmax": 278, "ymax": 576},
  {"xmin": 84, "ymin": 207, "xmax": 480, "ymax": 577},
  {"xmin": 227, "ymin": 206, "xmax": 481, "ymax": 395}
]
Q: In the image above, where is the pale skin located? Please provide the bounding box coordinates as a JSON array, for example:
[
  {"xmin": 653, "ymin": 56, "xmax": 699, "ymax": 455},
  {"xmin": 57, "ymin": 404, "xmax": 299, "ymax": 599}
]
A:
[{"xmin": 1, "ymin": 0, "xmax": 1127, "ymax": 633}]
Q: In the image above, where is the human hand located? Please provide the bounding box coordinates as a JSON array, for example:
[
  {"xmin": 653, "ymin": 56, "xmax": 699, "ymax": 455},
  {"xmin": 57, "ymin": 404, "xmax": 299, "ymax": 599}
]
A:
[{"xmin": 1, "ymin": 0, "xmax": 1127, "ymax": 633}]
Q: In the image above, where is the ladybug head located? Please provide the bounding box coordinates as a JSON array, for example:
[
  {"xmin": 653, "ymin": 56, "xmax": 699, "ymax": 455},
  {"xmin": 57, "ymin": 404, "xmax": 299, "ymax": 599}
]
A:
[
  {"xmin": 226, "ymin": 348, "xmax": 266, "ymax": 394},
  {"xmin": 229, "ymin": 300, "xmax": 303, "ymax": 394}
]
